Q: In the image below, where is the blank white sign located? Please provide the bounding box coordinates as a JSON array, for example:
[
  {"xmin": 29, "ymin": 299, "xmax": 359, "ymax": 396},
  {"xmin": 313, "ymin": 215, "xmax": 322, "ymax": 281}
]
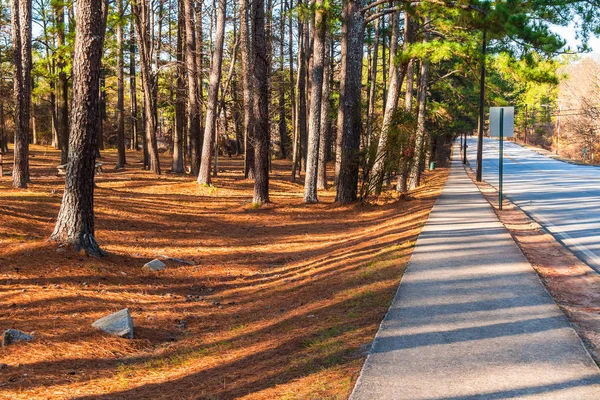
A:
[{"xmin": 489, "ymin": 107, "xmax": 514, "ymax": 138}]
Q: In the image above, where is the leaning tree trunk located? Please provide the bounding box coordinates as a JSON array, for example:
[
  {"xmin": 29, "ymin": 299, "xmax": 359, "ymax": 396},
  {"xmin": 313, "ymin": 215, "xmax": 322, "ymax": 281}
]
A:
[
  {"xmin": 397, "ymin": 12, "xmax": 417, "ymax": 193},
  {"xmin": 132, "ymin": 0, "xmax": 161, "ymax": 174},
  {"xmin": 116, "ymin": 0, "xmax": 126, "ymax": 168},
  {"xmin": 197, "ymin": 0, "xmax": 226, "ymax": 185},
  {"xmin": 408, "ymin": 52, "xmax": 430, "ymax": 189},
  {"xmin": 366, "ymin": 17, "xmax": 379, "ymax": 147},
  {"xmin": 396, "ymin": 56, "xmax": 414, "ymax": 193},
  {"xmin": 239, "ymin": 0, "xmax": 255, "ymax": 179},
  {"xmin": 303, "ymin": 0, "xmax": 327, "ymax": 203},
  {"xmin": 252, "ymin": 0, "xmax": 270, "ymax": 204},
  {"xmin": 11, "ymin": 0, "xmax": 32, "ymax": 189},
  {"xmin": 335, "ymin": 0, "xmax": 364, "ymax": 204},
  {"xmin": 371, "ymin": 10, "xmax": 403, "ymax": 194},
  {"xmin": 51, "ymin": 0, "xmax": 108, "ymax": 256},
  {"xmin": 172, "ymin": 0, "xmax": 185, "ymax": 173},
  {"xmin": 316, "ymin": 36, "xmax": 331, "ymax": 190}
]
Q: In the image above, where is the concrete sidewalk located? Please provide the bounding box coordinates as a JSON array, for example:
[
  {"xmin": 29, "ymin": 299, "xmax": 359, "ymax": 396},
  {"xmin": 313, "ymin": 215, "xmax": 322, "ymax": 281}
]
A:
[{"xmin": 350, "ymin": 158, "xmax": 600, "ymax": 399}]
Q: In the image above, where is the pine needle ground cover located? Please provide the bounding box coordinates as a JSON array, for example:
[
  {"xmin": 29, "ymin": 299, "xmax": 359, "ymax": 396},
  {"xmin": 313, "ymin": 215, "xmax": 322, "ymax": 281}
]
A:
[{"xmin": 0, "ymin": 146, "xmax": 447, "ymax": 399}]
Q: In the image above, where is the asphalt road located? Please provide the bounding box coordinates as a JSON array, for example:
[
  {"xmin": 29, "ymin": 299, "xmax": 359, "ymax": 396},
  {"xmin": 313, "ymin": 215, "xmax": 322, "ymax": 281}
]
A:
[{"xmin": 466, "ymin": 137, "xmax": 600, "ymax": 273}]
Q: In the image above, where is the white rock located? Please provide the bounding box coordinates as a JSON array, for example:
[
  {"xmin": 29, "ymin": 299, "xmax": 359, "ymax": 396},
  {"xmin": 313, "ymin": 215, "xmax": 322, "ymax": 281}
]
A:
[
  {"xmin": 92, "ymin": 309, "xmax": 134, "ymax": 339},
  {"xmin": 143, "ymin": 259, "xmax": 166, "ymax": 271}
]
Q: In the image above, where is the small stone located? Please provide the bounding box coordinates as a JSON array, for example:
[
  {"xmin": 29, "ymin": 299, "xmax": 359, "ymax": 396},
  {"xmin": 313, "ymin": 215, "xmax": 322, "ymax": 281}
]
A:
[
  {"xmin": 91, "ymin": 308, "xmax": 134, "ymax": 339},
  {"xmin": 56, "ymin": 247, "xmax": 67, "ymax": 254},
  {"xmin": 2, "ymin": 329, "xmax": 33, "ymax": 347},
  {"xmin": 143, "ymin": 259, "xmax": 166, "ymax": 271}
]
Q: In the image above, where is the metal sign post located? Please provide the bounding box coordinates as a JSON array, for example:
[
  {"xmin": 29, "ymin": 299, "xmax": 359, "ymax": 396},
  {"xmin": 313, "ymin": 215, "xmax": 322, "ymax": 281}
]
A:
[
  {"xmin": 499, "ymin": 108, "xmax": 504, "ymax": 210},
  {"xmin": 489, "ymin": 106, "xmax": 514, "ymax": 211}
]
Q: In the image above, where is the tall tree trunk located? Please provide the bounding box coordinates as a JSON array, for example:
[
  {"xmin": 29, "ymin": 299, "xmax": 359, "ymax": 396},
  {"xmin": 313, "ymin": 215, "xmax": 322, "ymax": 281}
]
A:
[
  {"xmin": 132, "ymin": 0, "xmax": 161, "ymax": 174},
  {"xmin": 11, "ymin": 0, "xmax": 32, "ymax": 188},
  {"xmin": 31, "ymin": 97, "xmax": 37, "ymax": 145},
  {"xmin": 287, "ymin": 0, "xmax": 296, "ymax": 162},
  {"xmin": 0, "ymin": 102, "xmax": 7, "ymax": 154},
  {"xmin": 129, "ymin": 18, "xmax": 139, "ymax": 151},
  {"xmin": 366, "ymin": 18, "xmax": 379, "ymax": 147},
  {"xmin": 316, "ymin": 35, "xmax": 331, "ymax": 190},
  {"xmin": 184, "ymin": 0, "xmax": 201, "ymax": 175},
  {"xmin": 301, "ymin": 12, "xmax": 309, "ymax": 171},
  {"xmin": 408, "ymin": 25, "xmax": 430, "ymax": 190},
  {"xmin": 303, "ymin": 0, "xmax": 326, "ymax": 203},
  {"xmin": 371, "ymin": 10, "xmax": 406, "ymax": 193},
  {"xmin": 252, "ymin": 0, "xmax": 269, "ymax": 204},
  {"xmin": 51, "ymin": 0, "xmax": 108, "ymax": 256},
  {"xmin": 215, "ymin": 23, "xmax": 239, "ymax": 175},
  {"xmin": 172, "ymin": 0, "xmax": 185, "ymax": 173},
  {"xmin": 97, "ymin": 67, "xmax": 106, "ymax": 156},
  {"xmin": 198, "ymin": 0, "xmax": 226, "ymax": 185},
  {"xmin": 116, "ymin": 0, "xmax": 126, "ymax": 168},
  {"xmin": 292, "ymin": 15, "xmax": 307, "ymax": 181},
  {"xmin": 55, "ymin": 2, "xmax": 69, "ymax": 164},
  {"xmin": 397, "ymin": 14, "xmax": 416, "ymax": 193},
  {"xmin": 334, "ymin": 0, "xmax": 364, "ymax": 204},
  {"xmin": 240, "ymin": 0, "xmax": 255, "ymax": 178},
  {"xmin": 277, "ymin": 0, "xmax": 287, "ymax": 159},
  {"xmin": 381, "ymin": 14, "xmax": 387, "ymax": 110}
]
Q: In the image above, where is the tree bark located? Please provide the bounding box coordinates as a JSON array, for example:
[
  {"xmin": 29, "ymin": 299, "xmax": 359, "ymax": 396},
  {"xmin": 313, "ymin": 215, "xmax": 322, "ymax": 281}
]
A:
[
  {"xmin": 277, "ymin": 0, "xmax": 287, "ymax": 159},
  {"xmin": 116, "ymin": 0, "xmax": 126, "ymax": 168},
  {"xmin": 51, "ymin": 0, "xmax": 108, "ymax": 256},
  {"xmin": 366, "ymin": 17, "xmax": 379, "ymax": 147},
  {"xmin": 198, "ymin": 0, "xmax": 226, "ymax": 185},
  {"xmin": 334, "ymin": 0, "xmax": 364, "ymax": 204},
  {"xmin": 172, "ymin": 0, "xmax": 185, "ymax": 173},
  {"xmin": 55, "ymin": 1, "xmax": 69, "ymax": 164},
  {"xmin": 371, "ymin": 10, "xmax": 408, "ymax": 194},
  {"xmin": 303, "ymin": 0, "xmax": 326, "ymax": 203},
  {"xmin": 292, "ymin": 14, "xmax": 307, "ymax": 182},
  {"xmin": 11, "ymin": 0, "xmax": 32, "ymax": 188},
  {"xmin": 240, "ymin": 0, "xmax": 255, "ymax": 179},
  {"xmin": 129, "ymin": 18, "xmax": 139, "ymax": 151},
  {"xmin": 252, "ymin": 0, "xmax": 270, "ymax": 204},
  {"xmin": 316, "ymin": 36, "xmax": 331, "ymax": 190},
  {"xmin": 287, "ymin": 0, "xmax": 296, "ymax": 162},
  {"xmin": 408, "ymin": 23, "xmax": 430, "ymax": 190},
  {"xmin": 132, "ymin": 0, "xmax": 161, "ymax": 174},
  {"xmin": 183, "ymin": 0, "xmax": 201, "ymax": 175}
]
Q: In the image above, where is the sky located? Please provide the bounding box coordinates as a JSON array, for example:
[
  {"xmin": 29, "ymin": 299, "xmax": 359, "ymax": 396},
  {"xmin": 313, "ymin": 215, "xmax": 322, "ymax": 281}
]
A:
[{"xmin": 551, "ymin": 23, "xmax": 600, "ymax": 58}]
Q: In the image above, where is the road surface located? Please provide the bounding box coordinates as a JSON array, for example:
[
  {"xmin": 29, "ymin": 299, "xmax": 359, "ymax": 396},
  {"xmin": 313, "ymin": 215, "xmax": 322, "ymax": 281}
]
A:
[{"xmin": 466, "ymin": 137, "xmax": 600, "ymax": 273}]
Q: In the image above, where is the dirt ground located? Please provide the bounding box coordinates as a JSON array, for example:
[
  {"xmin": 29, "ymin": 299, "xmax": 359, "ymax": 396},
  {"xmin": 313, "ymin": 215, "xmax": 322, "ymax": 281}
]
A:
[
  {"xmin": 464, "ymin": 164, "xmax": 600, "ymax": 365},
  {"xmin": 0, "ymin": 146, "xmax": 447, "ymax": 399}
]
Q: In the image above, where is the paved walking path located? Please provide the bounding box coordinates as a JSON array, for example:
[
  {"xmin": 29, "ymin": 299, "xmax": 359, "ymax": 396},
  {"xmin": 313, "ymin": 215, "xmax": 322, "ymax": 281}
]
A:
[{"xmin": 350, "ymin": 156, "xmax": 600, "ymax": 399}]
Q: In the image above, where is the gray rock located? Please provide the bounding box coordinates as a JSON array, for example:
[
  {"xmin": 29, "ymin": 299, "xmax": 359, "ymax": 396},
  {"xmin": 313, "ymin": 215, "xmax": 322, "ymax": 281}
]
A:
[
  {"xmin": 92, "ymin": 309, "xmax": 134, "ymax": 339},
  {"xmin": 143, "ymin": 259, "xmax": 166, "ymax": 271},
  {"xmin": 157, "ymin": 255, "xmax": 195, "ymax": 266},
  {"xmin": 2, "ymin": 329, "xmax": 33, "ymax": 347}
]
